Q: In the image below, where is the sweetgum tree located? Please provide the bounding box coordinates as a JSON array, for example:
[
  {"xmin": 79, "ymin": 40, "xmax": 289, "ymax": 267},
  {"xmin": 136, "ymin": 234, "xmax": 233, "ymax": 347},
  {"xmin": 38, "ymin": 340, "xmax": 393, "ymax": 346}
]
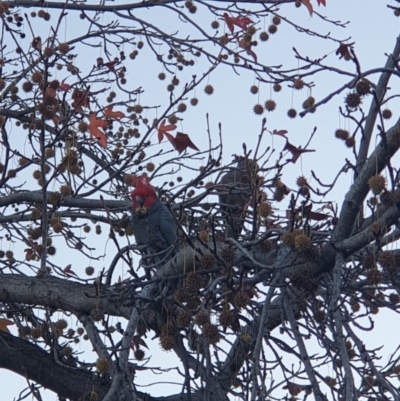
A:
[{"xmin": 1, "ymin": 0, "xmax": 400, "ymax": 400}]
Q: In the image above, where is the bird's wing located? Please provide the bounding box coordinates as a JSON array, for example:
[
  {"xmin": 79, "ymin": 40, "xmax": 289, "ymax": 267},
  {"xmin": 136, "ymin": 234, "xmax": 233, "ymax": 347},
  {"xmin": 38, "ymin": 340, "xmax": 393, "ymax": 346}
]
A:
[{"xmin": 148, "ymin": 202, "xmax": 177, "ymax": 248}]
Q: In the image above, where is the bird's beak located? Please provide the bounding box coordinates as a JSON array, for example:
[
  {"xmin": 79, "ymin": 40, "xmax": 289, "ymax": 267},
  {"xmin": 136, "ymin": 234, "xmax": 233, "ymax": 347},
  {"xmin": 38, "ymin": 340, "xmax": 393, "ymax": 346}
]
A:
[{"xmin": 135, "ymin": 196, "xmax": 144, "ymax": 208}]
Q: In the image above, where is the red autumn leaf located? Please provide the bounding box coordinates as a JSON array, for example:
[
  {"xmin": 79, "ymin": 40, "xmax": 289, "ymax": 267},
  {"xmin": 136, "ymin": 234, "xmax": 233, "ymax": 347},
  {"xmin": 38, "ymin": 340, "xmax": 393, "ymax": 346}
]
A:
[
  {"xmin": 130, "ymin": 335, "xmax": 149, "ymax": 351},
  {"xmin": 336, "ymin": 43, "xmax": 353, "ymax": 61},
  {"xmin": 157, "ymin": 119, "xmax": 176, "ymax": 143},
  {"xmin": 222, "ymin": 13, "xmax": 253, "ymax": 33},
  {"xmin": 71, "ymin": 89, "xmax": 90, "ymax": 112},
  {"xmin": 59, "ymin": 78, "xmax": 71, "ymax": 92},
  {"xmin": 316, "ymin": 0, "xmax": 326, "ymax": 5},
  {"xmin": 272, "ymin": 129, "xmax": 288, "ymax": 138},
  {"xmin": 164, "ymin": 132, "xmax": 200, "ymax": 154},
  {"xmin": 89, "ymin": 113, "xmax": 108, "ymax": 148},
  {"xmin": 32, "ymin": 36, "xmax": 42, "ymax": 51},
  {"xmin": 63, "ymin": 264, "xmax": 77, "ymax": 277},
  {"xmin": 284, "ymin": 141, "xmax": 315, "ymax": 163},
  {"xmin": 0, "ymin": 318, "xmax": 14, "ymax": 334},
  {"xmin": 104, "ymin": 105, "xmax": 125, "ymax": 120},
  {"xmin": 301, "ymin": 0, "xmax": 313, "ymax": 15}
]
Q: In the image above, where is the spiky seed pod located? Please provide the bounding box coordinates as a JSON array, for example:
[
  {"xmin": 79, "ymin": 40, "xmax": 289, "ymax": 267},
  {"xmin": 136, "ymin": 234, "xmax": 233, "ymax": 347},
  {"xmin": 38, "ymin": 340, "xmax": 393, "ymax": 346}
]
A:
[
  {"xmin": 253, "ymin": 104, "xmax": 264, "ymax": 115},
  {"xmin": 186, "ymin": 295, "xmax": 201, "ymax": 310},
  {"xmin": 369, "ymin": 221, "xmax": 386, "ymax": 237},
  {"xmin": 265, "ymin": 99, "xmax": 276, "ymax": 112},
  {"xmin": 190, "ymin": 97, "xmax": 198, "ymax": 106},
  {"xmin": 91, "ymin": 309, "xmax": 104, "ymax": 322},
  {"xmin": 334, "ymin": 129, "xmax": 349, "ymax": 140},
  {"xmin": 281, "ymin": 232, "xmax": 296, "ymax": 248},
  {"xmin": 362, "ymin": 254, "xmax": 376, "ymax": 270},
  {"xmin": 273, "ymin": 83, "xmax": 281, "ymax": 92},
  {"xmin": 199, "ymin": 230, "xmax": 209, "ymax": 242},
  {"xmin": 325, "ymin": 376, "xmax": 337, "ymax": 387},
  {"xmin": 200, "ymin": 254, "xmax": 215, "ymax": 270},
  {"xmin": 31, "ymin": 71, "xmax": 43, "ymax": 83},
  {"xmin": 60, "ymin": 185, "xmax": 72, "ymax": 196},
  {"xmin": 287, "ymin": 108, "xmax": 297, "ymax": 118},
  {"xmin": 355, "ymin": 79, "xmax": 370, "ymax": 96},
  {"xmin": 272, "ymin": 15, "xmax": 281, "ymax": 25},
  {"xmin": 177, "ymin": 102, "xmax": 187, "ymax": 113},
  {"xmin": 63, "ymin": 346, "xmax": 73, "ymax": 356},
  {"xmin": 195, "ymin": 312, "xmax": 210, "ymax": 326},
  {"xmin": 345, "ymin": 92, "xmax": 361, "ymax": 108},
  {"xmin": 219, "ymin": 308, "xmax": 234, "ymax": 328},
  {"xmin": 89, "ymin": 391, "xmax": 98, "ymax": 401},
  {"xmin": 345, "ymin": 137, "xmax": 355, "ymax": 148},
  {"xmin": 134, "ymin": 349, "xmax": 145, "ymax": 361},
  {"xmin": 220, "ymin": 246, "xmax": 235, "ymax": 264},
  {"xmin": 293, "ymin": 78, "xmax": 304, "ymax": 90},
  {"xmin": 247, "ymin": 25, "xmax": 256, "ymax": 35},
  {"xmin": 259, "ymin": 202, "xmax": 272, "ymax": 217},
  {"xmin": 186, "ymin": 272, "xmax": 203, "ymax": 293},
  {"xmin": 5, "ymin": 250, "xmax": 13, "ymax": 259},
  {"xmin": 96, "ymin": 358, "xmax": 111, "ymax": 375},
  {"xmin": 31, "ymin": 327, "xmax": 42, "ymax": 339},
  {"xmin": 366, "ymin": 268, "xmax": 381, "ymax": 285},
  {"xmin": 77, "ymin": 327, "xmax": 84, "ymax": 335},
  {"xmin": 234, "ymin": 291, "xmax": 250, "ymax": 309},
  {"xmin": 260, "ymin": 239, "xmax": 273, "ymax": 253},
  {"xmin": 144, "ymin": 163, "xmax": 155, "ymax": 174},
  {"xmin": 160, "ymin": 334, "xmax": 175, "ymax": 351},
  {"xmin": 204, "ymin": 84, "xmax": 214, "ymax": 95},
  {"xmin": 241, "ymin": 332, "xmax": 252, "ymax": 344},
  {"xmin": 273, "ymin": 187, "xmax": 285, "ymax": 201},
  {"xmin": 58, "ymin": 42, "xmax": 70, "ymax": 54},
  {"xmin": 294, "ymin": 234, "xmax": 312, "ymax": 252},
  {"xmin": 20, "ymin": 326, "xmax": 31, "ymax": 337},
  {"xmin": 389, "ymin": 293, "xmax": 400, "ymax": 304},
  {"xmin": 67, "ymin": 328, "xmax": 75, "ymax": 337},
  {"xmin": 85, "ymin": 266, "xmax": 95, "ymax": 276},
  {"xmin": 350, "ymin": 297, "xmax": 360, "ymax": 312},
  {"xmin": 47, "ymin": 246, "xmax": 56, "ymax": 255},
  {"xmin": 176, "ymin": 310, "xmax": 192, "ymax": 327},
  {"xmin": 259, "ymin": 31, "xmax": 269, "ymax": 42},
  {"xmin": 382, "ymin": 109, "xmax": 392, "ymax": 120},
  {"xmin": 250, "ymin": 85, "xmax": 258, "ymax": 94},
  {"xmin": 158, "ymin": 72, "xmax": 166, "ymax": 80},
  {"xmin": 379, "ymin": 251, "xmax": 398, "ymax": 274},
  {"xmin": 368, "ymin": 175, "xmax": 386, "ymax": 195},
  {"xmin": 78, "ymin": 122, "xmax": 88, "ymax": 133},
  {"xmin": 174, "ymin": 288, "xmax": 189, "ymax": 304},
  {"xmin": 22, "ymin": 81, "xmax": 33, "ymax": 92},
  {"xmin": 314, "ymin": 310, "xmax": 325, "ymax": 324},
  {"xmin": 380, "ymin": 190, "xmax": 394, "ymax": 206},
  {"xmin": 168, "ymin": 114, "xmax": 178, "ymax": 125},
  {"xmin": 54, "ymin": 319, "xmax": 68, "ymax": 330},
  {"xmin": 203, "ymin": 323, "xmax": 220, "ymax": 344},
  {"xmin": 268, "ymin": 24, "xmax": 277, "ymax": 34},
  {"xmin": 45, "ymin": 148, "xmax": 55, "ymax": 159},
  {"xmin": 296, "ymin": 176, "xmax": 307, "ymax": 187},
  {"xmin": 211, "ymin": 20, "xmax": 219, "ymax": 29}
]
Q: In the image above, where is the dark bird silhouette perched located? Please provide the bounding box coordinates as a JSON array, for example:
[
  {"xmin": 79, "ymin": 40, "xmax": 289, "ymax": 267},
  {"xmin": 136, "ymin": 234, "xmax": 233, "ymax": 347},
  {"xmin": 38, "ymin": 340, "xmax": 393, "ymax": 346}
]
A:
[
  {"xmin": 218, "ymin": 157, "xmax": 257, "ymax": 239},
  {"xmin": 131, "ymin": 174, "xmax": 177, "ymax": 268}
]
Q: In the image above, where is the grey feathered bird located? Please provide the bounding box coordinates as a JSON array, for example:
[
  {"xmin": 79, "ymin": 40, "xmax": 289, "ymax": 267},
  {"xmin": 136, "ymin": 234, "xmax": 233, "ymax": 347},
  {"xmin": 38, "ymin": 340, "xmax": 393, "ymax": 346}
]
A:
[
  {"xmin": 131, "ymin": 176, "xmax": 177, "ymax": 265},
  {"xmin": 218, "ymin": 158, "xmax": 256, "ymax": 239}
]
